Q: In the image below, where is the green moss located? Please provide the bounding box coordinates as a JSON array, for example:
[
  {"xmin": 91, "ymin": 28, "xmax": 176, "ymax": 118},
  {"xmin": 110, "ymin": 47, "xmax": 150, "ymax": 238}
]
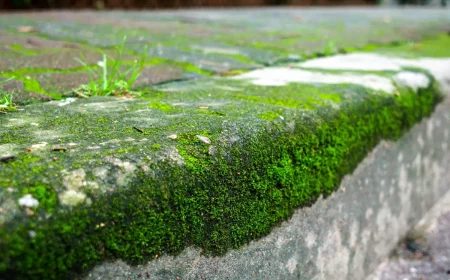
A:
[
  {"xmin": 9, "ymin": 44, "xmax": 39, "ymax": 56},
  {"xmin": 0, "ymin": 76, "xmax": 443, "ymax": 279},
  {"xmin": 151, "ymin": 144, "xmax": 161, "ymax": 150},
  {"xmin": 366, "ymin": 34, "xmax": 450, "ymax": 58},
  {"xmin": 259, "ymin": 110, "xmax": 282, "ymax": 121},
  {"xmin": 149, "ymin": 101, "xmax": 174, "ymax": 112}
]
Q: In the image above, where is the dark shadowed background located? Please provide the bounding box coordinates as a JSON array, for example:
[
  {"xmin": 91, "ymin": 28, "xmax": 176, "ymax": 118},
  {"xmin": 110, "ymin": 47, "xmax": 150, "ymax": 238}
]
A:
[{"xmin": 1, "ymin": 0, "xmax": 387, "ymax": 10}]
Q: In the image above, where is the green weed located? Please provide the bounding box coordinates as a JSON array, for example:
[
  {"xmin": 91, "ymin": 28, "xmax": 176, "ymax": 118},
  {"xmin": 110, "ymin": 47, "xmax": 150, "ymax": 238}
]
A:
[
  {"xmin": 73, "ymin": 36, "xmax": 147, "ymax": 97},
  {"xmin": 0, "ymin": 78, "xmax": 17, "ymax": 113}
]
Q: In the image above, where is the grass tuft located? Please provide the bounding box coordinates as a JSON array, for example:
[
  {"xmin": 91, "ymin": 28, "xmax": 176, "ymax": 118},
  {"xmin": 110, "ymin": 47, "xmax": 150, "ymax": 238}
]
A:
[
  {"xmin": 0, "ymin": 78, "xmax": 17, "ymax": 113},
  {"xmin": 73, "ymin": 36, "xmax": 147, "ymax": 97}
]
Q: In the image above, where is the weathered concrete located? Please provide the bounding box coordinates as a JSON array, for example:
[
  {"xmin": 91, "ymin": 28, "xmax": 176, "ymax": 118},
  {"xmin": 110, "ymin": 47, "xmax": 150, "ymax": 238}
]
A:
[
  {"xmin": 368, "ymin": 186, "xmax": 450, "ymax": 280},
  {"xmin": 1, "ymin": 8, "xmax": 450, "ymax": 280},
  {"xmin": 82, "ymin": 57, "xmax": 450, "ymax": 280}
]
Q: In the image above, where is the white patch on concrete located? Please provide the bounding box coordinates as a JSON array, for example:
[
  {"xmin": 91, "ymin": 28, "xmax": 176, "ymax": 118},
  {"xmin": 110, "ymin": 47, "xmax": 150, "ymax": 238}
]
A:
[
  {"xmin": 196, "ymin": 135, "xmax": 211, "ymax": 144},
  {"xmin": 34, "ymin": 130, "xmax": 63, "ymax": 140},
  {"xmin": 108, "ymin": 158, "xmax": 136, "ymax": 173},
  {"xmin": 275, "ymin": 236, "xmax": 286, "ymax": 249},
  {"xmin": 86, "ymin": 146, "xmax": 101, "ymax": 150},
  {"xmin": 417, "ymin": 133, "xmax": 425, "ymax": 148},
  {"xmin": 5, "ymin": 118, "xmax": 32, "ymax": 127},
  {"xmin": 393, "ymin": 58, "xmax": 450, "ymax": 91},
  {"xmin": 286, "ymin": 255, "xmax": 298, "ymax": 274},
  {"xmin": 234, "ymin": 68, "xmax": 396, "ymax": 93},
  {"xmin": 0, "ymin": 144, "xmax": 18, "ymax": 157},
  {"xmin": 160, "ymin": 147, "xmax": 186, "ymax": 166},
  {"xmin": 167, "ymin": 134, "xmax": 178, "ymax": 140},
  {"xmin": 349, "ymin": 221, "xmax": 359, "ymax": 248},
  {"xmin": 197, "ymin": 46, "xmax": 241, "ymax": 55},
  {"xmin": 393, "ymin": 71, "xmax": 430, "ymax": 92},
  {"xmin": 427, "ymin": 121, "xmax": 434, "ymax": 140},
  {"xmin": 314, "ymin": 221, "xmax": 350, "ymax": 279},
  {"xmin": 365, "ymin": 208, "xmax": 374, "ymax": 220},
  {"xmin": 31, "ymin": 142, "xmax": 48, "ymax": 150},
  {"xmin": 59, "ymin": 190, "xmax": 87, "ymax": 207},
  {"xmin": 62, "ymin": 169, "xmax": 86, "ymax": 190},
  {"xmin": 299, "ymin": 53, "xmax": 402, "ymax": 71},
  {"xmin": 379, "ymin": 192, "xmax": 385, "ymax": 203},
  {"xmin": 93, "ymin": 167, "xmax": 109, "ymax": 180},
  {"xmin": 58, "ymin": 98, "xmax": 77, "ymax": 107},
  {"xmin": 18, "ymin": 194, "xmax": 39, "ymax": 208},
  {"xmin": 305, "ymin": 231, "xmax": 317, "ymax": 248},
  {"xmin": 297, "ymin": 53, "xmax": 450, "ymax": 91},
  {"xmin": 59, "ymin": 169, "xmax": 97, "ymax": 206}
]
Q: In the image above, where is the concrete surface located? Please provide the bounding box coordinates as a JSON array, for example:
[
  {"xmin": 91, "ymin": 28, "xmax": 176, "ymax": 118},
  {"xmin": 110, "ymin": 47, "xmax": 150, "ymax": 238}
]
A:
[{"xmin": 1, "ymin": 8, "xmax": 450, "ymax": 280}]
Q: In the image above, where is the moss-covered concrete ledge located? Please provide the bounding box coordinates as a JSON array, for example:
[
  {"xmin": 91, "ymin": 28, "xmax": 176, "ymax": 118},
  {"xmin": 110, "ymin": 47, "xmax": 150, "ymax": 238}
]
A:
[
  {"xmin": 86, "ymin": 96, "xmax": 450, "ymax": 280},
  {"xmin": 0, "ymin": 50, "xmax": 449, "ymax": 279}
]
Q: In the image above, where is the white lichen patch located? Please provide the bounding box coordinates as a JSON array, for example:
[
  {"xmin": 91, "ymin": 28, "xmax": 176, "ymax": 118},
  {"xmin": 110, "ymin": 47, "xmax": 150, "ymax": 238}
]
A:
[
  {"xmin": 31, "ymin": 142, "xmax": 48, "ymax": 150},
  {"xmin": 107, "ymin": 157, "xmax": 137, "ymax": 173},
  {"xmin": 80, "ymin": 100, "xmax": 132, "ymax": 112},
  {"xmin": 93, "ymin": 167, "xmax": 109, "ymax": 180},
  {"xmin": 297, "ymin": 53, "xmax": 450, "ymax": 91},
  {"xmin": 195, "ymin": 45, "xmax": 241, "ymax": 55},
  {"xmin": 0, "ymin": 144, "xmax": 18, "ymax": 157},
  {"xmin": 18, "ymin": 194, "xmax": 39, "ymax": 208},
  {"xmin": 0, "ymin": 199, "xmax": 18, "ymax": 226},
  {"xmin": 196, "ymin": 135, "xmax": 211, "ymax": 144},
  {"xmin": 168, "ymin": 134, "xmax": 178, "ymax": 140},
  {"xmin": 34, "ymin": 130, "xmax": 65, "ymax": 140},
  {"xmin": 298, "ymin": 53, "xmax": 402, "ymax": 71},
  {"xmin": 285, "ymin": 255, "xmax": 298, "ymax": 274},
  {"xmin": 159, "ymin": 147, "xmax": 186, "ymax": 166},
  {"xmin": 99, "ymin": 139, "xmax": 122, "ymax": 146},
  {"xmin": 59, "ymin": 169, "xmax": 97, "ymax": 206},
  {"xmin": 393, "ymin": 71, "xmax": 430, "ymax": 92},
  {"xmin": 59, "ymin": 190, "xmax": 87, "ymax": 207},
  {"xmin": 57, "ymin": 98, "xmax": 77, "ymax": 107},
  {"xmin": 234, "ymin": 68, "xmax": 396, "ymax": 93},
  {"xmin": 4, "ymin": 117, "xmax": 35, "ymax": 128},
  {"xmin": 393, "ymin": 58, "xmax": 450, "ymax": 90}
]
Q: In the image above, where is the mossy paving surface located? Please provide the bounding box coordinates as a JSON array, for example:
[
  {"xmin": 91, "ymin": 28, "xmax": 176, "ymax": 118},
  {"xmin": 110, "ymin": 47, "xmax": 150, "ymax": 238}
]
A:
[
  {"xmin": 0, "ymin": 8, "xmax": 449, "ymax": 280},
  {"xmin": 0, "ymin": 75, "xmax": 443, "ymax": 279}
]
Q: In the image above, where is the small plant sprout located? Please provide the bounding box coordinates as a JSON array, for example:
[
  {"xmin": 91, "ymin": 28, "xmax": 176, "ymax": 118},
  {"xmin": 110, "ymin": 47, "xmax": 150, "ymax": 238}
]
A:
[
  {"xmin": 0, "ymin": 77, "xmax": 17, "ymax": 113},
  {"xmin": 73, "ymin": 36, "xmax": 147, "ymax": 97}
]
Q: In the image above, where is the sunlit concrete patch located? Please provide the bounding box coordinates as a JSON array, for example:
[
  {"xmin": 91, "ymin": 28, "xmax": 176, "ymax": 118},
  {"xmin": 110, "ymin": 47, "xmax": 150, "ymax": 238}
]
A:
[
  {"xmin": 297, "ymin": 53, "xmax": 450, "ymax": 90},
  {"xmin": 393, "ymin": 71, "xmax": 430, "ymax": 92},
  {"xmin": 57, "ymin": 98, "xmax": 77, "ymax": 107},
  {"xmin": 299, "ymin": 53, "xmax": 403, "ymax": 71},
  {"xmin": 233, "ymin": 67, "xmax": 396, "ymax": 93}
]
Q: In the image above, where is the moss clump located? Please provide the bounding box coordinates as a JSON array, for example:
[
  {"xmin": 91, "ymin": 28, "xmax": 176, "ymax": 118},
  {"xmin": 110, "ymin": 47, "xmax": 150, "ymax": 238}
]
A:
[
  {"xmin": 20, "ymin": 184, "xmax": 58, "ymax": 213},
  {"xmin": 151, "ymin": 144, "xmax": 161, "ymax": 150},
  {"xmin": 149, "ymin": 101, "xmax": 173, "ymax": 112},
  {"xmin": 259, "ymin": 110, "xmax": 282, "ymax": 120}
]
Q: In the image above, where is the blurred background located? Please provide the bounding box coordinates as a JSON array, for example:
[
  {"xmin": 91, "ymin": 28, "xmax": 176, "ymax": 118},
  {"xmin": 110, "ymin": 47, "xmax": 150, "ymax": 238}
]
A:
[{"xmin": 1, "ymin": 0, "xmax": 447, "ymax": 10}]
